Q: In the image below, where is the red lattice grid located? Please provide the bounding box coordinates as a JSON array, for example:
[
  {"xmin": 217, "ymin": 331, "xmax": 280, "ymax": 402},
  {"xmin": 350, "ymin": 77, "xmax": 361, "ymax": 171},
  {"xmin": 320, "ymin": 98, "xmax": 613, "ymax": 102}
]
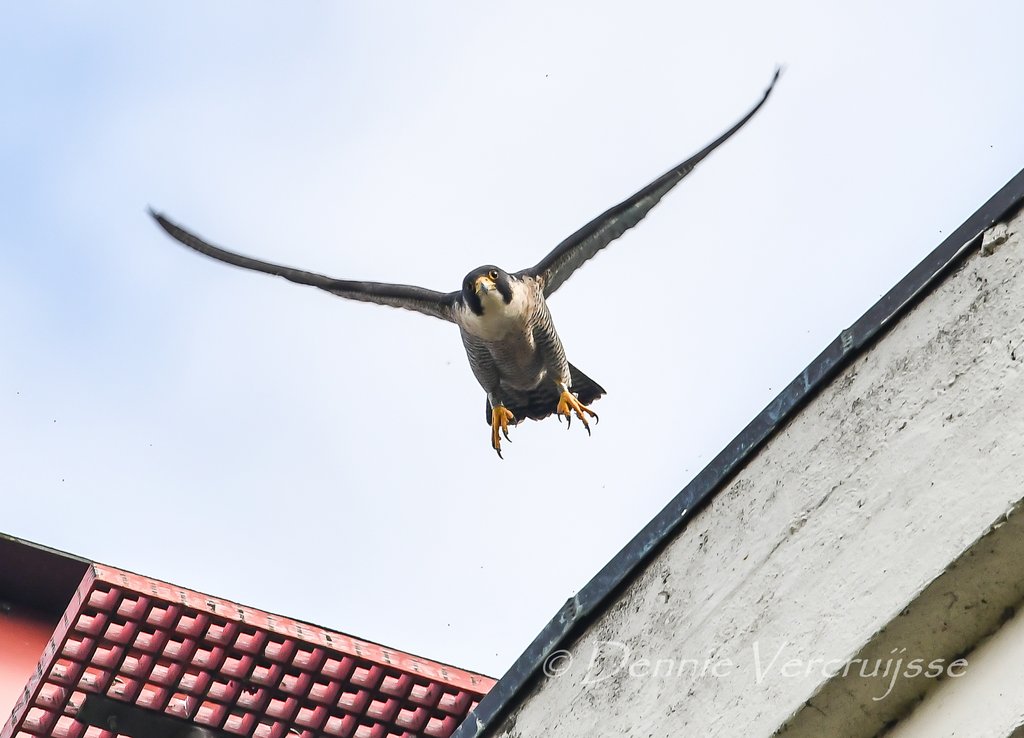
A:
[{"xmin": 3, "ymin": 565, "xmax": 494, "ymax": 738}]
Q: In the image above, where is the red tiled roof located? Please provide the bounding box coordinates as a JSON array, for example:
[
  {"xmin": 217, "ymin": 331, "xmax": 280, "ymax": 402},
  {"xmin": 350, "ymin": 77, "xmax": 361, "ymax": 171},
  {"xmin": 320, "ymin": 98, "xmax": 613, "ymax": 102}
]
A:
[{"xmin": 3, "ymin": 565, "xmax": 494, "ymax": 738}]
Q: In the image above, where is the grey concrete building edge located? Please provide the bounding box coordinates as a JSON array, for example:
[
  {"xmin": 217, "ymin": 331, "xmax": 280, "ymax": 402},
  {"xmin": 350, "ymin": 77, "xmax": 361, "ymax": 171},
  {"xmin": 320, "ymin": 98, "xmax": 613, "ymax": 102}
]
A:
[{"xmin": 451, "ymin": 166, "xmax": 1024, "ymax": 738}]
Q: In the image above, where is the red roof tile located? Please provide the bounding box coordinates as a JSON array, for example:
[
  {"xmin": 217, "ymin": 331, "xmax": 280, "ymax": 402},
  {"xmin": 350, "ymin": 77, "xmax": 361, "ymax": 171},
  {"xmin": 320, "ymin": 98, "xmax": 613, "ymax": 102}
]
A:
[{"xmin": 3, "ymin": 565, "xmax": 493, "ymax": 738}]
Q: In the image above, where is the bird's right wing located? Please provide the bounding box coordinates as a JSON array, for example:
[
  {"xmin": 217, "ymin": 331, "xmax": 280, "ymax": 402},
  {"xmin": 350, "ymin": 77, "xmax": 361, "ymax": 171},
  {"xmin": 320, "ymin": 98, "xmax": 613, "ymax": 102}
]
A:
[{"xmin": 150, "ymin": 210, "xmax": 459, "ymax": 322}]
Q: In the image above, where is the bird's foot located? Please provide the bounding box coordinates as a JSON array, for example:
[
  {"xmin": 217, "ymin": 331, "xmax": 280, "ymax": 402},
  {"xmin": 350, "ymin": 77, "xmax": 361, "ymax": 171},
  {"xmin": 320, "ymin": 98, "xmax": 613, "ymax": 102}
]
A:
[
  {"xmin": 556, "ymin": 390, "xmax": 599, "ymax": 434},
  {"xmin": 490, "ymin": 405, "xmax": 517, "ymax": 459}
]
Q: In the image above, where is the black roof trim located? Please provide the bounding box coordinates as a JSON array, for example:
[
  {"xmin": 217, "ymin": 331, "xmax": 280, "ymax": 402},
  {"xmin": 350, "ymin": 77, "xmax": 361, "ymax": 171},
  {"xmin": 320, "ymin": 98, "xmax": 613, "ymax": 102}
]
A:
[
  {"xmin": 454, "ymin": 166, "xmax": 1024, "ymax": 738},
  {"xmin": 0, "ymin": 533, "xmax": 90, "ymax": 614}
]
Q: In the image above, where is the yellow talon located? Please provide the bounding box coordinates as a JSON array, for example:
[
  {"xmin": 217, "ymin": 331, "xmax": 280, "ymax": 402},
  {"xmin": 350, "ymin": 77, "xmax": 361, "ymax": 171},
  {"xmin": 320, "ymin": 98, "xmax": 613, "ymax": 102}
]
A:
[
  {"xmin": 490, "ymin": 405, "xmax": 517, "ymax": 458},
  {"xmin": 556, "ymin": 390, "xmax": 599, "ymax": 434}
]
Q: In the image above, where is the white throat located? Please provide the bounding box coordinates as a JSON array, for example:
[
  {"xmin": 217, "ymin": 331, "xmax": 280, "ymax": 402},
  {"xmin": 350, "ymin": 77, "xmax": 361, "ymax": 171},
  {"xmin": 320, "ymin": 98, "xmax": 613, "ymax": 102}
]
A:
[{"xmin": 460, "ymin": 280, "xmax": 531, "ymax": 340}]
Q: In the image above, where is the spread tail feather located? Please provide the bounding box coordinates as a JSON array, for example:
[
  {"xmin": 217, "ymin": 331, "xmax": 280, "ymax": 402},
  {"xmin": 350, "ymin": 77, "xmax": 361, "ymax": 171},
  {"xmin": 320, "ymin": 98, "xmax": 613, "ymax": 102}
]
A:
[{"xmin": 567, "ymin": 363, "xmax": 606, "ymax": 407}]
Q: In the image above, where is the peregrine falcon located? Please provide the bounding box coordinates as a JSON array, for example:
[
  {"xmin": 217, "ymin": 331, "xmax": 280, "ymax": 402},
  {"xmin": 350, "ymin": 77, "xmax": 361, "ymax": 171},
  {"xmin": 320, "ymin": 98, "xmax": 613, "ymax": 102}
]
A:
[{"xmin": 151, "ymin": 70, "xmax": 778, "ymax": 457}]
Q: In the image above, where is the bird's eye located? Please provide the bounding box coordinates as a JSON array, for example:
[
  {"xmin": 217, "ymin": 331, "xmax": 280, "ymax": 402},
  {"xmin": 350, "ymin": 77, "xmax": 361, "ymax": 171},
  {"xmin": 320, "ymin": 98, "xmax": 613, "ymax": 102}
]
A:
[{"xmin": 489, "ymin": 270, "xmax": 499, "ymax": 280}]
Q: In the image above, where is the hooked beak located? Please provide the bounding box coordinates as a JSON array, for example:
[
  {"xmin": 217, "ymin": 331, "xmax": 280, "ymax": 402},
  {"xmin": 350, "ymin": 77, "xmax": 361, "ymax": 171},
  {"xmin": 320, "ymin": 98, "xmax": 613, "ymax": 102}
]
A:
[{"xmin": 474, "ymin": 275, "xmax": 496, "ymax": 295}]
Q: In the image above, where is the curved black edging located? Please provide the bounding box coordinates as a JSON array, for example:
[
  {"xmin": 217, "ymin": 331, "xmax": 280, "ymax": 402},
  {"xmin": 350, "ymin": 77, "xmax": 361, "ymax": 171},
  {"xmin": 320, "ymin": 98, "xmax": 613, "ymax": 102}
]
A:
[{"xmin": 453, "ymin": 166, "xmax": 1024, "ymax": 738}]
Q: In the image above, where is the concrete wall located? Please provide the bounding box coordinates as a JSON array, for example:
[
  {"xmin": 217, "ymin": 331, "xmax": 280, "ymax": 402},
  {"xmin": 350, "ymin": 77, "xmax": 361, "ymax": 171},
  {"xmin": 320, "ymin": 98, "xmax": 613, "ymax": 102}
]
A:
[
  {"xmin": 488, "ymin": 206, "xmax": 1024, "ymax": 738},
  {"xmin": 884, "ymin": 603, "xmax": 1024, "ymax": 738}
]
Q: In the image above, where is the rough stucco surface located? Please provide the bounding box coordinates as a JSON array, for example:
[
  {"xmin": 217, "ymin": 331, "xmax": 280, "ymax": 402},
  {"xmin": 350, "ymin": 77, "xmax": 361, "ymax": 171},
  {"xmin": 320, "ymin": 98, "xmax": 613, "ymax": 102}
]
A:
[
  {"xmin": 777, "ymin": 493, "xmax": 1024, "ymax": 737},
  {"xmin": 490, "ymin": 207, "xmax": 1024, "ymax": 738},
  {"xmin": 883, "ymin": 604, "xmax": 1024, "ymax": 738}
]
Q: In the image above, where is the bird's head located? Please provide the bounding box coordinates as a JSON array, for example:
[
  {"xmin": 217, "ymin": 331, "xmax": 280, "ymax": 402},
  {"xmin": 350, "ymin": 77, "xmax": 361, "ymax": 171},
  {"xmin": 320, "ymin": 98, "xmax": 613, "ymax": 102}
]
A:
[{"xmin": 462, "ymin": 265, "xmax": 514, "ymax": 316}]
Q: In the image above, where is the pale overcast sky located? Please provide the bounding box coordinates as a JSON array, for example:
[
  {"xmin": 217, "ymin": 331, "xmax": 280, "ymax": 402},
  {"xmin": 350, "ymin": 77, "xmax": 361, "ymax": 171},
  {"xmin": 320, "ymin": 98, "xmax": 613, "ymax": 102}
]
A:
[{"xmin": 3, "ymin": 2, "xmax": 1023, "ymax": 678}]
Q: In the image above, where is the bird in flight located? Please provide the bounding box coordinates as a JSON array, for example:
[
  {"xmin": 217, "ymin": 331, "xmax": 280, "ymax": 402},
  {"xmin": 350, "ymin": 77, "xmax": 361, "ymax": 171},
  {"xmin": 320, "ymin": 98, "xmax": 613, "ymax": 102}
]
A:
[{"xmin": 151, "ymin": 70, "xmax": 779, "ymax": 458}]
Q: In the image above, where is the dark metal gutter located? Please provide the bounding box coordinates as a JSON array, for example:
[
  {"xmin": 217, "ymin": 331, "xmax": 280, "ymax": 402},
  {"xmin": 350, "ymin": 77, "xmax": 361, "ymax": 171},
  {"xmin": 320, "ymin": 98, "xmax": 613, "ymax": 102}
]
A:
[{"xmin": 453, "ymin": 166, "xmax": 1024, "ymax": 738}]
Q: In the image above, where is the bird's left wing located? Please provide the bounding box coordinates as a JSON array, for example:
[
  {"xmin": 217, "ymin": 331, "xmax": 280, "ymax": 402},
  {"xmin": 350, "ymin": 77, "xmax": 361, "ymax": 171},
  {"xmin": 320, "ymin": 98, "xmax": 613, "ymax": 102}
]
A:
[
  {"xmin": 150, "ymin": 210, "xmax": 459, "ymax": 322},
  {"xmin": 523, "ymin": 68, "xmax": 780, "ymax": 298}
]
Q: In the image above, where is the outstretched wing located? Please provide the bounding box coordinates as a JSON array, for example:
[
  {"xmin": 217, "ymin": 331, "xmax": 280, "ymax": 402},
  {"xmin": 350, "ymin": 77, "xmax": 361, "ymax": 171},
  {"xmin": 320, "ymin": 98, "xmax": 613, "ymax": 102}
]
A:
[
  {"xmin": 150, "ymin": 210, "xmax": 459, "ymax": 322},
  {"xmin": 524, "ymin": 68, "xmax": 780, "ymax": 297}
]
